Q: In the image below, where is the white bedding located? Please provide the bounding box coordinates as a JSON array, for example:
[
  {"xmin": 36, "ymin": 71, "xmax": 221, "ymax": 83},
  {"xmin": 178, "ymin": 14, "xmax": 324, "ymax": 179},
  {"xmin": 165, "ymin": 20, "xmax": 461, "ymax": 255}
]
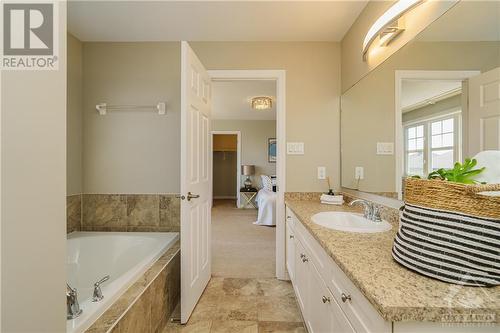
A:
[{"xmin": 254, "ymin": 188, "xmax": 276, "ymax": 226}]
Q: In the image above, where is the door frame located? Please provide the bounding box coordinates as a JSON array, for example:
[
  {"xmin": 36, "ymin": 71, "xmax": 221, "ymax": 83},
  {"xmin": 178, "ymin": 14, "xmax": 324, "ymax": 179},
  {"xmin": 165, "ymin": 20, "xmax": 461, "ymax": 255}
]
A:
[
  {"xmin": 211, "ymin": 131, "xmax": 242, "ymax": 206},
  {"xmin": 394, "ymin": 70, "xmax": 480, "ymax": 200},
  {"xmin": 208, "ymin": 69, "xmax": 287, "ymax": 280}
]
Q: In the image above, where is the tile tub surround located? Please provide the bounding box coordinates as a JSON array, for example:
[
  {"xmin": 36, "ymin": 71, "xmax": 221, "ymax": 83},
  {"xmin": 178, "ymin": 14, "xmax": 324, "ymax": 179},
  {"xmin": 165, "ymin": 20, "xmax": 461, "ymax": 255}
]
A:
[
  {"xmin": 80, "ymin": 194, "xmax": 180, "ymax": 232},
  {"xmin": 86, "ymin": 240, "xmax": 181, "ymax": 333},
  {"xmin": 285, "ymin": 199, "xmax": 500, "ymax": 323},
  {"xmin": 67, "ymin": 194, "xmax": 82, "ymax": 233}
]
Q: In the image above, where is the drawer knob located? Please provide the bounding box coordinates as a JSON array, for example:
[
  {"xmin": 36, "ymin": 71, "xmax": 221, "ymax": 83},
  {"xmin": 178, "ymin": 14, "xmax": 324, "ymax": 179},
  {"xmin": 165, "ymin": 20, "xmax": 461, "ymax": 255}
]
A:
[
  {"xmin": 300, "ymin": 253, "xmax": 306, "ymax": 258},
  {"xmin": 322, "ymin": 296, "xmax": 331, "ymax": 304},
  {"xmin": 302, "ymin": 257, "xmax": 309, "ymax": 263},
  {"xmin": 289, "ymin": 235, "xmax": 294, "ymax": 239},
  {"xmin": 341, "ymin": 293, "xmax": 352, "ymax": 303}
]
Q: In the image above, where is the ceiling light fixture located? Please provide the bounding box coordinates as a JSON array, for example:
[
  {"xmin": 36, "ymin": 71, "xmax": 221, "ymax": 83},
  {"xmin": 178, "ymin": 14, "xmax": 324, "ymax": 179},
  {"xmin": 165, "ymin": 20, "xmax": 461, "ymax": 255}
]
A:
[
  {"xmin": 251, "ymin": 96, "xmax": 273, "ymax": 110},
  {"xmin": 362, "ymin": 0, "xmax": 423, "ymax": 61}
]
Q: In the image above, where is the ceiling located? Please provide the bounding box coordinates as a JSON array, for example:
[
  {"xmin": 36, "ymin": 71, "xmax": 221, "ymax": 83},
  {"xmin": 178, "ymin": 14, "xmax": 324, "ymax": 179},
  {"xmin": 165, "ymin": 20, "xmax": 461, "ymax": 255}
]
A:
[
  {"xmin": 401, "ymin": 80, "xmax": 462, "ymax": 111},
  {"xmin": 68, "ymin": 1, "xmax": 367, "ymax": 42},
  {"xmin": 417, "ymin": 1, "xmax": 500, "ymax": 42},
  {"xmin": 212, "ymin": 80, "xmax": 276, "ymax": 120}
]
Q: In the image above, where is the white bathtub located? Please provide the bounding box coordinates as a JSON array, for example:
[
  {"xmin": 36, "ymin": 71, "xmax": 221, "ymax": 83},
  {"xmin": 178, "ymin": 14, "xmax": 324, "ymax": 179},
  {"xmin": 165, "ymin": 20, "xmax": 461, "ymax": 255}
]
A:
[{"xmin": 66, "ymin": 232, "xmax": 179, "ymax": 333}]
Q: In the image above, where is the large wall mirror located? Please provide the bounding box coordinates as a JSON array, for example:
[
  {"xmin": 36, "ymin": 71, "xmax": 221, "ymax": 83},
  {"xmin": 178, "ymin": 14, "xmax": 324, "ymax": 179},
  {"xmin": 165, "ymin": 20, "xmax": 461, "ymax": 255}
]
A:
[{"xmin": 341, "ymin": 1, "xmax": 500, "ymax": 201}]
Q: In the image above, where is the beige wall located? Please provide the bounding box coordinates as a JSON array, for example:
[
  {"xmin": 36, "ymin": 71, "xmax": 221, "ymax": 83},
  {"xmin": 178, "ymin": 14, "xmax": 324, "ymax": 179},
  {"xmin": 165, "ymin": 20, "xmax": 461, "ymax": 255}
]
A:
[
  {"xmin": 1, "ymin": 3, "xmax": 67, "ymax": 331},
  {"xmin": 341, "ymin": 41, "xmax": 500, "ymax": 193},
  {"xmin": 193, "ymin": 42, "xmax": 341, "ymax": 192},
  {"xmin": 82, "ymin": 42, "xmax": 181, "ymax": 194},
  {"xmin": 68, "ymin": 34, "xmax": 83, "ymax": 195},
  {"xmin": 213, "ymin": 120, "xmax": 276, "ymax": 190},
  {"xmin": 341, "ymin": 0, "xmax": 457, "ymax": 93}
]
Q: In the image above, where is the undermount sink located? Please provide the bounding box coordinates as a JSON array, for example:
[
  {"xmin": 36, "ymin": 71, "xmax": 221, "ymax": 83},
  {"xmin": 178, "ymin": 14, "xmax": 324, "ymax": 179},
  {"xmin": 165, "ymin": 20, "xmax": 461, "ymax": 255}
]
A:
[{"xmin": 311, "ymin": 212, "xmax": 392, "ymax": 233}]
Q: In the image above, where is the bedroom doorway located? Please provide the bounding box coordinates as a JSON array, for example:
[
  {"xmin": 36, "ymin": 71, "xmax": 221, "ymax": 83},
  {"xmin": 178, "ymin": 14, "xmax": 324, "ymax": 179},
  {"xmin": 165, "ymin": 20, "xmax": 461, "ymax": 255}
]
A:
[{"xmin": 210, "ymin": 78, "xmax": 279, "ymax": 278}]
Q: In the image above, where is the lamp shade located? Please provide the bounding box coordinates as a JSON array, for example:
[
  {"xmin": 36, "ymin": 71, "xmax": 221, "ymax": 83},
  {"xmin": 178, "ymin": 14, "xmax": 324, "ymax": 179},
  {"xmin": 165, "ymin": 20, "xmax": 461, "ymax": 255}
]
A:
[{"xmin": 241, "ymin": 165, "xmax": 255, "ymax": 176}]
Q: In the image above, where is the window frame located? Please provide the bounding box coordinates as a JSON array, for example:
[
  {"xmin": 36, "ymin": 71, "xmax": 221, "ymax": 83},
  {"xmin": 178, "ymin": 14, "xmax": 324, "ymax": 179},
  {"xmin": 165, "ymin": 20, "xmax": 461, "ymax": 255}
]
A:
[{"xmin": 403, "ymin": 109, "xmax": 462, "ymax": 177}]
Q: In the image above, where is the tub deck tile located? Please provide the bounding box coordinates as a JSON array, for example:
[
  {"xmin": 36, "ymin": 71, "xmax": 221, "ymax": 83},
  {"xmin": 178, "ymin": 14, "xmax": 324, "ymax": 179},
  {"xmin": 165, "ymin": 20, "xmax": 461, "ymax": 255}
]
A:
[{"xmin": 85, "ymin": 240, "xmax": 180, "ymax": 333}]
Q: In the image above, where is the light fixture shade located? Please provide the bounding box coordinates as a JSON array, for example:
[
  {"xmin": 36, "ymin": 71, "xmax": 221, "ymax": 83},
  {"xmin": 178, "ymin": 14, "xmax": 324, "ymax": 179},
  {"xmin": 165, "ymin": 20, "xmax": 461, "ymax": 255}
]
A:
[
  {"xmin": 362, "ymin": 0, "xmax": 423, "ymax": 60},
  {"xmin": 241, "ymin": 165, "xmax": 255, "ymax": 176},
  {"xmin": 251, "ymin": 96, "xmax": 273, "ymax": 110}
]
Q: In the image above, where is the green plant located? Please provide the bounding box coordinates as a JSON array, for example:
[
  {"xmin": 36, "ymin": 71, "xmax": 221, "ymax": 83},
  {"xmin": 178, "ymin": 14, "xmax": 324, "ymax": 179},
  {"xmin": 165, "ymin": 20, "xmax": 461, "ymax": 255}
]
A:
[{"xmin": 412, "ymin": 158, "xmax": 486, "ymax": 184}]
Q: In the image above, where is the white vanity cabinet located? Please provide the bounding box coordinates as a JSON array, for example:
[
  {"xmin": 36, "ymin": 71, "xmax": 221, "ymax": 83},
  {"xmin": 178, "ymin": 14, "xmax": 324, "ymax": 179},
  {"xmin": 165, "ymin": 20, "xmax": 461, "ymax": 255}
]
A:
[{"xmin": 285, "ymin": 207, "xmax": 390, "ymax": 333}]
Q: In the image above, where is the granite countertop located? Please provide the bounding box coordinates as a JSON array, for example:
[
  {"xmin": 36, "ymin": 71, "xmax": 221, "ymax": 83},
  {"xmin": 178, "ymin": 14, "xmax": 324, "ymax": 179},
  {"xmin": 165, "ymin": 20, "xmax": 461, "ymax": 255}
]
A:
[{"xmin": 285, "ymin": 199, "xmax": 500, "ymax": 323}]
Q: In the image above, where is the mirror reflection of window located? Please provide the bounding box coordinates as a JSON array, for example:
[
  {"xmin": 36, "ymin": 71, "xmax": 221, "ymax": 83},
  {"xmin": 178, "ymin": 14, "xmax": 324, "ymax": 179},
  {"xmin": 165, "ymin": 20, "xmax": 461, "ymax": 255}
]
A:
[{"xmin": 404, "ymin": 112, "xmax": 461, "ymax": 178}]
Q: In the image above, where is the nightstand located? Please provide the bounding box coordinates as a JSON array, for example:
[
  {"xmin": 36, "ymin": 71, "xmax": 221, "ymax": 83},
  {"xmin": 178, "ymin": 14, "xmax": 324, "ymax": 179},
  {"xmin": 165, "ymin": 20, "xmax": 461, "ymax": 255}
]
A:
[{"xmin": 239, "ymin": 187, "xmax": 258, "ymax": 209}]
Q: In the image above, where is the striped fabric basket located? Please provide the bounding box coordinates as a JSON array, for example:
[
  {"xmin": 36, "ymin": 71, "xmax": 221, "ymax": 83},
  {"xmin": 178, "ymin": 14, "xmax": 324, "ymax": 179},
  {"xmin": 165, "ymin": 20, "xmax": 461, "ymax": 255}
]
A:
[{"xmin": 392, "ymin": 178, "xmax": 500, "ymax": 286}]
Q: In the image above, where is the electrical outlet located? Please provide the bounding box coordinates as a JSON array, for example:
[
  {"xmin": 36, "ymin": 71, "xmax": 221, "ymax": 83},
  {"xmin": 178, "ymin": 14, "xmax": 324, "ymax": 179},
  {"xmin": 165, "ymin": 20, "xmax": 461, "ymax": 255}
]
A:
[
  {"xmin": 317, "ymin": 167, "xmax": 326, "ymax": 180},
  {"xmin": 355, "ymin": 167, "xmax": 364, "ymax": 180}
]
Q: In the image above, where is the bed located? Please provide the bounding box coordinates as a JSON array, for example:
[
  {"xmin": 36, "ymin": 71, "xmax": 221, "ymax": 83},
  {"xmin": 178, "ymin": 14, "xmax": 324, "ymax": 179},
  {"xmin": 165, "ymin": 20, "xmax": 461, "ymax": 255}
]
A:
[{"xmin": 254, "ymin": 175, "xmax": 277, "ymax": 226}]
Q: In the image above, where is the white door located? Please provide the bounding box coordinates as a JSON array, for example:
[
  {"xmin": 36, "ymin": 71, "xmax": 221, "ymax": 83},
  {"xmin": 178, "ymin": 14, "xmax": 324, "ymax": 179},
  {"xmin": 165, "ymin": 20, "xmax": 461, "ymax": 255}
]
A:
[
  {"xmin": 180, "ymin": 41, "xmax": 212, "ymax": 323},
  {"xmin": 468, "ymin": 67, "xmax": 500, "ymax": 155}
]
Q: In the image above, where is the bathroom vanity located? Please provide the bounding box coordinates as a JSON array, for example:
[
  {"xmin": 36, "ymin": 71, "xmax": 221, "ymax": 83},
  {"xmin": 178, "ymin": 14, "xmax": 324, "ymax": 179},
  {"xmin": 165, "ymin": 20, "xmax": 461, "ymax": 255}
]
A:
[{"xmin": 285, "ymin": 200, "xmax": 499, "ymax": 333}]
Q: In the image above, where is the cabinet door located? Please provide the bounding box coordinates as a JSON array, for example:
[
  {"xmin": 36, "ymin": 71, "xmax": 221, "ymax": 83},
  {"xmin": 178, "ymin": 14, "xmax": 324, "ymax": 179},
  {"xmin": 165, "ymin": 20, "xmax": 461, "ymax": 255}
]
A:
[
  {"xmin": 286, "ymin": 222, "xmax": 295, "ymax": 282},
  {"xmin": 308, "ymin": 263, "xmax": 356, "ymax": 333},
  {"xmin": 294, "ymin": 239, "xmax": 308, "ymax": 314}
]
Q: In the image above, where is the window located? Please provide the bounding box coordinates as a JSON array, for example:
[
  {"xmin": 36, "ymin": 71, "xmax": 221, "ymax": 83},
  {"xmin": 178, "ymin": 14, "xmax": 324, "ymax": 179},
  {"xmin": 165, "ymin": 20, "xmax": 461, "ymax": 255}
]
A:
[{"xmin": 404, "ymin": 112, "xmax": 461, "ymax": 177}]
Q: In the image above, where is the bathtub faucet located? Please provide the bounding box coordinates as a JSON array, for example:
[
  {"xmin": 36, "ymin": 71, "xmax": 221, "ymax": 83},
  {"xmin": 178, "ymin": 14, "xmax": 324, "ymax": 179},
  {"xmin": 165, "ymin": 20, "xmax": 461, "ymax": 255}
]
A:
[
  {"xmin": 92, "ymin": 275, "xmax": 110, "ymax": 302},
  {"xmin": 67, "ymin": 283, "xmax": 82, "ymax": 319}
]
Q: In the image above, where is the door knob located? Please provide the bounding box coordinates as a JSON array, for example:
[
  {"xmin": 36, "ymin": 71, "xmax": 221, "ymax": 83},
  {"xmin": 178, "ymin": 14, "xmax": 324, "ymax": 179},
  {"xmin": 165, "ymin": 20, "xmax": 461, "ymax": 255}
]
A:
[
  {"xmin": 187, "ymin": 192, "xmax": 200, "ymax": 201},
  {"xmin": 341, "ymin": 293, "xmax": 352, "ymax": 303}
]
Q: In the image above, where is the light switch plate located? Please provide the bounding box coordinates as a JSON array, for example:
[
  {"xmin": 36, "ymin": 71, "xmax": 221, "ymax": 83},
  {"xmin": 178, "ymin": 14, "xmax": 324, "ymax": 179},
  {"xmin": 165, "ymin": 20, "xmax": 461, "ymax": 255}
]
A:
[
  {"xmin": 377, "ymin": 142, "xmax": 394, "ymax": 155},
  {"xmin": 317, "ymin": 167, "xmax": 326, "ymax": 180},
  {"xmin": 287, "ymin": 142, "xmax": 305, "ymax": 155}
]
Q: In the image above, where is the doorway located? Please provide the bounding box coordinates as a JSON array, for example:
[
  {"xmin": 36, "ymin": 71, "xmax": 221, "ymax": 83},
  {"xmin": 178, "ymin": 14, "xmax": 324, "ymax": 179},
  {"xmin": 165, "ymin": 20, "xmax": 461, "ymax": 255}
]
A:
[
  {"xmin": 210, "ymin": 79, "xmax": 278, "ymax": 278},
  {"xmin": 394, "ymin": 70, "xmax": 481, "ymax": 199},
  {"xmin": 209, "ymin": 70, "xmax": 287, "ymax": 280}
]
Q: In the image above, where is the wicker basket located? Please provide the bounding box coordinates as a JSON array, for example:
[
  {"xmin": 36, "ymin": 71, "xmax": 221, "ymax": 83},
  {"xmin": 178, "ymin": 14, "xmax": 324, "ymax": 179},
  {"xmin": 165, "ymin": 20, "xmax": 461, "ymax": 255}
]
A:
[
  {"xmin": 394, "ymin": 178, "xmax": 500, "ymax": 286},
  {"xmin": 404, "ymin": 178, "xmax": 500, "ymax": 219}
]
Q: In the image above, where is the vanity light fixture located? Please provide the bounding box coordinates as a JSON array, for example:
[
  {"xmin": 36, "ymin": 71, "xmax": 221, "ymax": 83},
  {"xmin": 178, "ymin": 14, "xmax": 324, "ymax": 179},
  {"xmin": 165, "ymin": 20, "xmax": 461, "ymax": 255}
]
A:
[
  {"xmin": 362, "ymin": 0, "xmax": 423, "ymax": 61},
  {"xmin": 251, "ymin": 96, "xmax": 273, "ymax": 110}
]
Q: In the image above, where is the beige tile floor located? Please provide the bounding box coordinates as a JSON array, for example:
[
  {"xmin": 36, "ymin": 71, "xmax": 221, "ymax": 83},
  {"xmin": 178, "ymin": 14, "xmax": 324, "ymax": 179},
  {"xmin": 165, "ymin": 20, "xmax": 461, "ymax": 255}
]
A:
[
  {"xmin": 163, "ymin": 200, "xmax": 305, "ymax": 332},
  {"xmin": 163, "ymin": 277, "xmax": 305, "ymax": 333}
]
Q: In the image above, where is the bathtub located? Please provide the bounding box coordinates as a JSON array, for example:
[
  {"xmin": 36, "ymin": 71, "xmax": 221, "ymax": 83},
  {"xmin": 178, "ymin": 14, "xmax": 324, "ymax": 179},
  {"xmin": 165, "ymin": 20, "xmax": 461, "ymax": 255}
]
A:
[{"xmin": 66, "ymin": 232, "xmax": 179, "ymax": 333}]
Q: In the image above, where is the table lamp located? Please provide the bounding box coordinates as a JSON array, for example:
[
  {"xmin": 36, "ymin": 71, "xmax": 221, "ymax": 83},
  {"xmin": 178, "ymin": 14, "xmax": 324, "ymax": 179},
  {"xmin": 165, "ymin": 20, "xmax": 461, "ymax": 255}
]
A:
[{"xmin": 241, "ymin": 165, "xmax": 255, "ymax": 189}]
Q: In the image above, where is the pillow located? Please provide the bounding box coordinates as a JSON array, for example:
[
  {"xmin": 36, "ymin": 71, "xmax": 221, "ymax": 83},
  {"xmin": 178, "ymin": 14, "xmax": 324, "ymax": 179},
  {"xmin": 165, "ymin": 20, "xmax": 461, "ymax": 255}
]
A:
[{"xmin": 261, "ymin": 175, "xmax": 273, "ymax": 191}]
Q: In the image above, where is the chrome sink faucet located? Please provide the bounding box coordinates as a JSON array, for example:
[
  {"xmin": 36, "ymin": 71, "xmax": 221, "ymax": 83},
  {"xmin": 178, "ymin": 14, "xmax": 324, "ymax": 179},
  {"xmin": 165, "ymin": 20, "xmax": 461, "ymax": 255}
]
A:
[
  {"xmin": 67, "ymin": 283, "xmax": 82, "ymax": 319},
  {"xmin": 349, "ymin": 199, "xmax": 382, "ymax": 222}
]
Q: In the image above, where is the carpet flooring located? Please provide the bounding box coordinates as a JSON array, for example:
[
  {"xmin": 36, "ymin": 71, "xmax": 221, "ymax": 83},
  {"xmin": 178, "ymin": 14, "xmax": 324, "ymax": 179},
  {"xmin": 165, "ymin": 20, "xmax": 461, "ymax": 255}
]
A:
[{"xmin": 211, "ymin": 199, "xmax": 276, "ymax": 278}]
